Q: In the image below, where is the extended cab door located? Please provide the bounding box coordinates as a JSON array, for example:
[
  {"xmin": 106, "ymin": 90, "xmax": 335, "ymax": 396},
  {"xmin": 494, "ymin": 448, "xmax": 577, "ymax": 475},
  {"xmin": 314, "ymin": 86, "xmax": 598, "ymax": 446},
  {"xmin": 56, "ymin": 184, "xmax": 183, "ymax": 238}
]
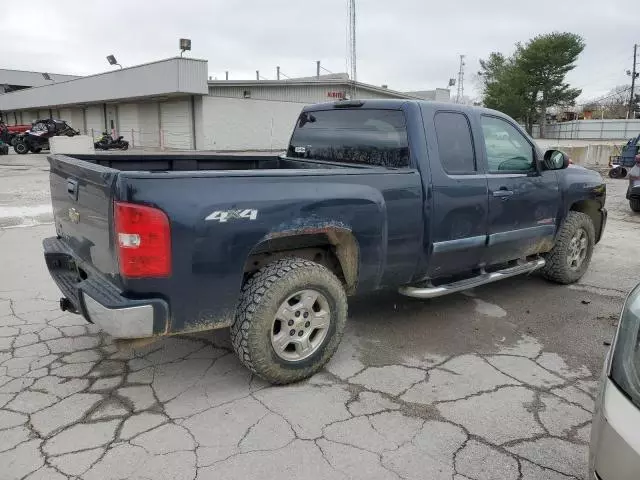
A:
[
  {"xmin": 423, "ymin": 108, "xmax": 489, "ymax": 277},
  {"xmin": 479, "ymin": 115, "xmax": 561, "ymax": 264}
]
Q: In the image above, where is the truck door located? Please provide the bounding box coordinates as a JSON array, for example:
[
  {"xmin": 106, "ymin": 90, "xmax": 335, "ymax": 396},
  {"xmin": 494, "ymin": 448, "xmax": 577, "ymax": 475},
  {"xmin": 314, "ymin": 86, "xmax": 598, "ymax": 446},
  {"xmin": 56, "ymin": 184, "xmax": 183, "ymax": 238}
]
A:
[
  {"xmin": 479, "ymin": 115, "xmax": 561, "ymax": 265},
  {"xmin": 425, "ymin": 110, "xmax": 489, "ymax": 277}
]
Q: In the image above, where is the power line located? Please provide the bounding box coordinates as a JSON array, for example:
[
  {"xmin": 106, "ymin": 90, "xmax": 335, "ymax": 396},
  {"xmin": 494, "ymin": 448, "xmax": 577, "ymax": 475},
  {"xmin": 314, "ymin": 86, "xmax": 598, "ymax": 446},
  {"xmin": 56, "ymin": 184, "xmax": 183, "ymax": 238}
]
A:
[{"xmin": 576, "ymin": 86, "xmax": 631, "ymax": 106}]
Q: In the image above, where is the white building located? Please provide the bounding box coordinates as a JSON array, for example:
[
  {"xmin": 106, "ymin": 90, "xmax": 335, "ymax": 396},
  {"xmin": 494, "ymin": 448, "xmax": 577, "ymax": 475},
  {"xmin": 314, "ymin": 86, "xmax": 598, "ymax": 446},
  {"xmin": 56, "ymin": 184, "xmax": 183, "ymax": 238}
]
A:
[
  {"xmin": 0, "ymin": 68, "xmax": 80, "ymax": 94},
  {"xmin": 0, "ymin": 58, "xmax": 430, "ymax": 151}
]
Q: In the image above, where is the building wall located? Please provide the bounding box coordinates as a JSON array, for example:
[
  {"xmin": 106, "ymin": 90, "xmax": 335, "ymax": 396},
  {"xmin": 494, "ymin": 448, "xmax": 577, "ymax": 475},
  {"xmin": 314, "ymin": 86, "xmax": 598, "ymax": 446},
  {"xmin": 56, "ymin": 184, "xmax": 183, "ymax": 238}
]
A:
[
  {"xmin": 208, "ymin": 84, "xmax": 402, "ymax": 104},
  {"xmin": 0, "ymin": 58, "xmax": 208, "ymax": 111},
  {"xmin": 199, "ymin": 96, "xmax": 305, "ymax": 150},
  {"xmin": 535, "ymin": 119, "xmax": 640, "ymax": 140}
]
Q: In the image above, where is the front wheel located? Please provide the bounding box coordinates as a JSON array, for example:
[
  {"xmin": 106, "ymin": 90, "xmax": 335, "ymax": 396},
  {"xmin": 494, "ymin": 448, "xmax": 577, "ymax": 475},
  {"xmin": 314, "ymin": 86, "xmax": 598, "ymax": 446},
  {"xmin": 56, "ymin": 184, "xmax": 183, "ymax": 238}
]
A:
[
  {"xmin": 630, "ymin": 198, "xmax": 640, "ymax": 213},
  {"xmin": 231, "ymin": 257, "xmax": 347, "ymax": 384},
  {"xmin": 13, "ymin": 141, "xmax": 29, "ymax": 155},
  {"xmin": 120, "ymin": 142, "xmax": 129, "ymax": 151},
  {"xmin": 541, "ymin": 211, "xmax": 595, "ymax": 284}
]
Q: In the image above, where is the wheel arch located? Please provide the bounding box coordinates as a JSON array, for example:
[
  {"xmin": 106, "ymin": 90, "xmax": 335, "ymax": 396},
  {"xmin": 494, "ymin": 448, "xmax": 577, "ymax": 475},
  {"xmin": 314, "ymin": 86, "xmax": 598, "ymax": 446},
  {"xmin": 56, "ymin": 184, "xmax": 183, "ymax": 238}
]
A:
[
  {"xmin": 570, "ymin": 199, "xmax": 602, "ymax": 242},
  {"xmin": 244, "ymin": 225, "xmax": 360, "ymax": 295}
]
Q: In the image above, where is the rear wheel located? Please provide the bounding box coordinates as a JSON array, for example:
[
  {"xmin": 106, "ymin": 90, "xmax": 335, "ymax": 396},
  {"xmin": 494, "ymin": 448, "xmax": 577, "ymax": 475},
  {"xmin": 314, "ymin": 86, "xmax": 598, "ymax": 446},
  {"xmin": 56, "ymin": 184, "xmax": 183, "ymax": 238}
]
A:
[
  {"xmin": 14, "ymin": 141, "xmax": 29, "ymax": 155},
  {"xmin": 630, "ymin": 198, "xmax": 640, "ymax": 213},
  {"xmin": 541, "ymin": 211, "xmax": 595, "ymax": 284},
  {"xmin": 231, "ymin": 257, "xmax": 347, "ymax": 384},
  {"xmin": 608, "ymin": 167, "xmax": 627, "ymax": 179}
]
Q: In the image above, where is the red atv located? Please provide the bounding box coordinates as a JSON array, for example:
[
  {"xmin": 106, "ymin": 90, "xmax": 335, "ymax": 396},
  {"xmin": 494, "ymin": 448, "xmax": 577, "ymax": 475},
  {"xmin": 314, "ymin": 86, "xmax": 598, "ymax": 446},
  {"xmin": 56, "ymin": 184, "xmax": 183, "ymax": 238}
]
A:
[{"xmin": 0, "ymin": 123, "xmax": 32, "ymax": 147}]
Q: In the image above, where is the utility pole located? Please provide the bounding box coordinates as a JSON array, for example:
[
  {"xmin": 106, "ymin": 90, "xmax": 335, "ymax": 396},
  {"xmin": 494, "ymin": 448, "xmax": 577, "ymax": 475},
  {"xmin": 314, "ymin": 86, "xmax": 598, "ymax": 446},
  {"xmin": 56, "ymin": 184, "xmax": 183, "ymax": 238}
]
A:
[
  {"xmin": 629, "ymin": 44, "xmax": 639, "ymax": 119},
  {"xmin": 455, "ymin": 55, "xmax": 465, "ymax": 103}
]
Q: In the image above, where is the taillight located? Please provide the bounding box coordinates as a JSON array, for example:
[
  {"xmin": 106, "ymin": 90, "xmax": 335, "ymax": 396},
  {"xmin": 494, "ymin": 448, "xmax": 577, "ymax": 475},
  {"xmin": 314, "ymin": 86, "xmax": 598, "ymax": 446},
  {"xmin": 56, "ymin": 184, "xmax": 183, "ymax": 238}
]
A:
[{"xmin": 114, "ymin": 201, "xmax": 171, "ymax": 278}]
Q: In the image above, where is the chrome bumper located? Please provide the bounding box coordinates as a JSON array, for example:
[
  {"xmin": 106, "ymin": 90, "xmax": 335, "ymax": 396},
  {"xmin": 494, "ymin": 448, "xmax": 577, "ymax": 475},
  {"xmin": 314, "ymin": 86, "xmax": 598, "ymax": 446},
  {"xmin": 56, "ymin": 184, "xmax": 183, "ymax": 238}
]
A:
[
  {"xmin": 83, "ymin": 294, "xmax": 156, "ymax": 339},
  {"xmin": 44, "ymin": 237, "xmax": 169, "ymax": 339}
]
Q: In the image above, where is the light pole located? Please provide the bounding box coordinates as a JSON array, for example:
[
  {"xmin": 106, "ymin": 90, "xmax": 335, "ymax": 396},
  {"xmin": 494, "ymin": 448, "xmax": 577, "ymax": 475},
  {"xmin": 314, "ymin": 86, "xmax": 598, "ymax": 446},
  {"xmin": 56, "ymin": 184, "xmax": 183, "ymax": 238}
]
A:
[{"xmin": 106, "ymin": 55, "xmax": 122, "ymax": 69}]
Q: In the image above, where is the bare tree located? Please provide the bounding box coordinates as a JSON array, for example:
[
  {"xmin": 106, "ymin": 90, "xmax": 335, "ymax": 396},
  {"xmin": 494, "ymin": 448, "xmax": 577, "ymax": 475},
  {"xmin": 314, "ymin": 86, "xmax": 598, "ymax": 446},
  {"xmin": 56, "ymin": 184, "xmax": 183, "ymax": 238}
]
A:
[{"xmin": 583, "ymin": 85, "xmax": 631, "ymax": 119}]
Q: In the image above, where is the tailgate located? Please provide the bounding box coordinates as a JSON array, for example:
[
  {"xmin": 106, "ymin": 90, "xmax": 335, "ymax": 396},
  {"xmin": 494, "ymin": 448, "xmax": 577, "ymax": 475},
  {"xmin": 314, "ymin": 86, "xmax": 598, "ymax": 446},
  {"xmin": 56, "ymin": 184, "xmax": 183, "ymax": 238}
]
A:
[{"xmin": 49, "ymin": 155, "xmax": 119, "ymax": 277}]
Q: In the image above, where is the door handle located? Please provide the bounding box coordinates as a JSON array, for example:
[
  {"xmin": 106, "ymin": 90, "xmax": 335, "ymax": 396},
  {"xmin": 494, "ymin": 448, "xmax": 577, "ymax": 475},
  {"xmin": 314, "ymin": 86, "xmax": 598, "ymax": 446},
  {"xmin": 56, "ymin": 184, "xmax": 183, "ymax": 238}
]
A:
[
  {"xmin": 66, "ymin": 178, "xmax": 79, "ymax": 200},
  {"xmin": 492, "ymin": 188, "xmax": 514, "ymax": 198}
]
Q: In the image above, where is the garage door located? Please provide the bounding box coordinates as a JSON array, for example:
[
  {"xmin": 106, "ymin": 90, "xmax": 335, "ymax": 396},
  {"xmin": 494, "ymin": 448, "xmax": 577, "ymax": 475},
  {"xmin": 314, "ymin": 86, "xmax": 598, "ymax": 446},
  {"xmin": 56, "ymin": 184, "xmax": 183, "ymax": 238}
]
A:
[
  {"xmin": 138, "ymin": 102, "xmax": 160, "ymax": 148},
  {"xmin": 68, "ymin": 109, "xmax": 84, "ymax": 130},
  {"xmin": 22, "ymin": 111, "xmax": 38, "ymax": 124},
  {"xmin": 117, "ymin": 104, "xmax": 139, "ymax": 147},
  {"xmin": 160, "ymin": 99, "xmax": 192, "ymax": 149},
  {"xmin": 85, "ymin": 106, "xmax": 104, "ymax": 139},
  {"xmin": 59, "ymin": 109, "xmax": 72, "ymax": 124}
]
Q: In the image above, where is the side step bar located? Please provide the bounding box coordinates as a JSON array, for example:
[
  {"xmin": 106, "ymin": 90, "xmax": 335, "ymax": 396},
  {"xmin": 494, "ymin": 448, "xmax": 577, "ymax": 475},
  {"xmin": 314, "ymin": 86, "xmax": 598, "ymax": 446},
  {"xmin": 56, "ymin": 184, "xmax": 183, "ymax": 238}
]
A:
[{"xmin": 398, "ymin": 258, "xmax": 545, "ymax": 299}]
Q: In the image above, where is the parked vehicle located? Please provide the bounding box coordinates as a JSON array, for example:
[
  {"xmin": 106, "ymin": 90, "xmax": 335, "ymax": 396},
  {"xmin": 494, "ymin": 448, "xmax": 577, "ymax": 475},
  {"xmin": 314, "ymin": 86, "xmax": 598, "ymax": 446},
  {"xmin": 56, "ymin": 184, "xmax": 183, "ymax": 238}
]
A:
[
  {"xmin": 628, "ymin": 179, "xmax": 640, "ymax": 212},
  {"xmin": 589, "ymin": 282, "xmax": 640, "ymax": 479},
  {"xmin": 94, "ymin": 131, "xmax": 129, "ymax": 151},
  {"xmin": 0, "ymin": 122, "xmax": 31, "ymax": 147},
  {"xmin": 13, "ymin": 119, "xmax": 79, "ymax": 154},
  {"xmin": 43, "ymin": 100, "xmax": 607, "ymax": 384},
  {"xmin": 609, "ymin": 133, "xmax": 639, "ymax": 179}
]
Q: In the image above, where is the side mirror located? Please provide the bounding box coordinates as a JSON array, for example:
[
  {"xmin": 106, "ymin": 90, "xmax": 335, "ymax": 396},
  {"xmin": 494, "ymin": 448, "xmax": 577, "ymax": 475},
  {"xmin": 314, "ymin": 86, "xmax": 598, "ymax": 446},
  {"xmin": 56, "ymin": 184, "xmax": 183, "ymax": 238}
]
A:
[{"xmin": 543, "ymin": 149, "xmax": 570, "ymax": 170}]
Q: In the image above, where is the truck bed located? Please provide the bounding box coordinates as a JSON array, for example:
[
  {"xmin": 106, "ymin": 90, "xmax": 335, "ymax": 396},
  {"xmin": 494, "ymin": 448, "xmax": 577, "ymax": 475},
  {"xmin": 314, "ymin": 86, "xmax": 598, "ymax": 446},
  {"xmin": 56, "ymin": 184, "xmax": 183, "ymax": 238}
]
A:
[{"xmin": 69, "ymin": 154, "xmax": 368, "ymax": 172}]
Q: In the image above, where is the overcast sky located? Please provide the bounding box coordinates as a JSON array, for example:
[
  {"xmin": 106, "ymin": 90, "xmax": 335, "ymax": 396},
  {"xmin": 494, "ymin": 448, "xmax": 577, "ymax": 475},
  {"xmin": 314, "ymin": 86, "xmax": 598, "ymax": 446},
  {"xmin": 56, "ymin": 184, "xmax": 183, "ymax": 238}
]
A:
[{"xmin": 1, "ymin": 0, "xmax": 637, "ymax": 103}]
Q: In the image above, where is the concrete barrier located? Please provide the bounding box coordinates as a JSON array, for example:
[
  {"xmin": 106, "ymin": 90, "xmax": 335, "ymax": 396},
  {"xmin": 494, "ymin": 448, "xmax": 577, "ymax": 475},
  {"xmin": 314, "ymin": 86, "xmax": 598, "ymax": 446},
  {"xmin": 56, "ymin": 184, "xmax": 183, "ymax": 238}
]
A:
[
  {"xmin": 50, "ymin": 136, "xmax": 95, "ymax": 155},
  {"xmin": 547, "ymin": 144, "xmax": 621, "ymax": 167}
]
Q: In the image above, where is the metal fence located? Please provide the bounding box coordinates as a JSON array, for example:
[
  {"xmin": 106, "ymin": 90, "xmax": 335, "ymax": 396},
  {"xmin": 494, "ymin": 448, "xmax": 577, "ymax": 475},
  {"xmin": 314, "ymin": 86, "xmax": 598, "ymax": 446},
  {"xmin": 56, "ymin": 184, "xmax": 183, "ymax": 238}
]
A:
[
  {"xmin": 84, "ymin": 128, "xmax": 192, "ymax": 150},
  {"xmin": 533, "ymin": 119, "xmax": 640, "ymax": 140}
]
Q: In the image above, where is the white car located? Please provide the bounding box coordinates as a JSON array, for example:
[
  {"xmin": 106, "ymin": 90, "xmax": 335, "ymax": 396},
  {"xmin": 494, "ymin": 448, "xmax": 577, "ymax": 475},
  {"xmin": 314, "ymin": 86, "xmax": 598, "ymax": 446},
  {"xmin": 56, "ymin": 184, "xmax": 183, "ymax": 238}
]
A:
[{"xmin": 589, "ymin": 283, "xmax": 640, "ymax": 479}]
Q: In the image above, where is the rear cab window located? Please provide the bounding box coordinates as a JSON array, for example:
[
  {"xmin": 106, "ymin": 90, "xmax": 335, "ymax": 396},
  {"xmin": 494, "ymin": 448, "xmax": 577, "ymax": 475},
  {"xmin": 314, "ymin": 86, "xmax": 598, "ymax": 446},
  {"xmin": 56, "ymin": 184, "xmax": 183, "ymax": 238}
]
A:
[
  {"xmin": 287, "ymin": 109, "xmax": 410, "ymax": 168},
  {"xmin": 433, "ymin": 112, "xmax": 477, "ymax": 174}
]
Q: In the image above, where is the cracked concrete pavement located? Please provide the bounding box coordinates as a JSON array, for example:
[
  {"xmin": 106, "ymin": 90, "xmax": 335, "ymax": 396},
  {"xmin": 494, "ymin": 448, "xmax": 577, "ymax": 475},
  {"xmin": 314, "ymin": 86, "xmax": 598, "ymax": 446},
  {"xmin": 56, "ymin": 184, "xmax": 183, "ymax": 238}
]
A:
[{"xmin": 0, "ymin": 156, "xmax": 637, "ymax": 479}]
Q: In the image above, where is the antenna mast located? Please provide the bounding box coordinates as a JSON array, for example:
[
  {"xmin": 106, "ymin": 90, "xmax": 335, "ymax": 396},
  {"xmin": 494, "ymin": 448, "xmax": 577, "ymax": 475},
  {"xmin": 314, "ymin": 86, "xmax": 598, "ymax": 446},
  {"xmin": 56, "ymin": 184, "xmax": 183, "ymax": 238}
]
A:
[
  {"xmin": 456, "ymin": 54, "xmax": 465, "ymax": 103},
  {"xmin": 347, "ymin": 0, "xmax": 357, "ymax": 96}
]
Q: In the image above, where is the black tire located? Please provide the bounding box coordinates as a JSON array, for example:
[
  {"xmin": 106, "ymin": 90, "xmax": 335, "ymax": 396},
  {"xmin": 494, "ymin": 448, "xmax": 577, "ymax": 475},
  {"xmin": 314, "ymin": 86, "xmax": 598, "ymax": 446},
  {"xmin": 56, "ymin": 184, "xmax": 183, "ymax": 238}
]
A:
[
  {"xmin": 609, "ymin": 167, "xmax": 627, "ymax": 179},
  {"xmin": 14, "ymin": 141, "xmax": 29, "ymax": 155},
  {"xmin": 541, "ymin": 211, "xmax": 595, "ymax": 284},
  {"xmin": 121, "ymin": 142, "xmax": 129, "ymax": 151},
  {"xmin": 630, "ymin": 198, "xmax": 640, "ymax": 213},
  {"xmin": 231, "ymin": 257, "xmax": 347, "ymax": 384}
]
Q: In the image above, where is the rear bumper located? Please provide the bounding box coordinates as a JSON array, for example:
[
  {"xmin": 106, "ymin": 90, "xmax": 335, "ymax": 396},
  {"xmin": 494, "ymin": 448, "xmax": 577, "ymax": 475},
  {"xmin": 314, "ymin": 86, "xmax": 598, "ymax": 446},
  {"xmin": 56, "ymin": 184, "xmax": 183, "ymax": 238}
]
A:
[{"xmin": 43, "ymin": 237, "xmax": 169, "ymax": 338}]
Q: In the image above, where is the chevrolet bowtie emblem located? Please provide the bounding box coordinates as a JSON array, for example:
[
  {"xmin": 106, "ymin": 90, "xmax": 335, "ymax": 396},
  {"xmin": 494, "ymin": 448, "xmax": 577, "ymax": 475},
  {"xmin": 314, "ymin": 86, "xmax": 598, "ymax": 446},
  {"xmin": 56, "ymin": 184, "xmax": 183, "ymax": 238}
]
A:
[{"xmin": 68, "ymin": 208, "xmax": 80, "ymax": 224}]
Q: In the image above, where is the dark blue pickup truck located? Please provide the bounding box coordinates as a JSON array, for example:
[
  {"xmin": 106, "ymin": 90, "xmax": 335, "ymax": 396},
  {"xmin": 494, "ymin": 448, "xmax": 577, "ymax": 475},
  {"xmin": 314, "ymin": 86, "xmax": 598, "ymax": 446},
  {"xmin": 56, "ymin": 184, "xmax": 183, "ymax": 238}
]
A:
[{"xmin": 44, "ymin": 100, "xmax": 607, "ymax": 383}]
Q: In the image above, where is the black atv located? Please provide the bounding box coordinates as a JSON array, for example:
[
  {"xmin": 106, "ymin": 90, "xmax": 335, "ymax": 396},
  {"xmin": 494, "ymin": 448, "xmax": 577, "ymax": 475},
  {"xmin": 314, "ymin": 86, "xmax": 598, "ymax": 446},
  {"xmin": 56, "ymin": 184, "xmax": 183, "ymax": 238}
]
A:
[
  {"xmin": 13, "ymin": 119, "xmax": 80, "ymax": 155},
  {"xmin": 94, "ymin": 131, "xmax": 129, "ymax": 150}
]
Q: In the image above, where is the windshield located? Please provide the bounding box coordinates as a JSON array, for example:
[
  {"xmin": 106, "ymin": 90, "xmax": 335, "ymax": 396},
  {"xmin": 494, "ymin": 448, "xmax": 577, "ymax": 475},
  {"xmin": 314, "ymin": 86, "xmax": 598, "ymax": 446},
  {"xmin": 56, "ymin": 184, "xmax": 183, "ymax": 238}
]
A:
[
  {"xmin": 610, "ymin": 283, "xmax": 640, "ymax": 408},
  {"xmin": 287, "ymin": 109, "xmax": 410, "ymax": 168}
]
